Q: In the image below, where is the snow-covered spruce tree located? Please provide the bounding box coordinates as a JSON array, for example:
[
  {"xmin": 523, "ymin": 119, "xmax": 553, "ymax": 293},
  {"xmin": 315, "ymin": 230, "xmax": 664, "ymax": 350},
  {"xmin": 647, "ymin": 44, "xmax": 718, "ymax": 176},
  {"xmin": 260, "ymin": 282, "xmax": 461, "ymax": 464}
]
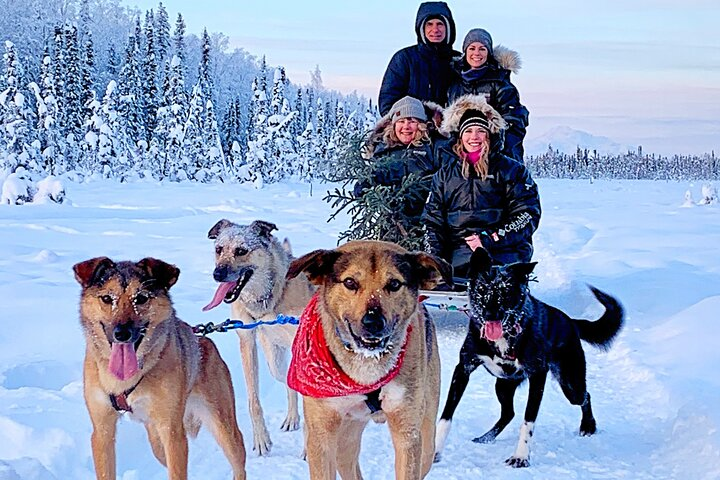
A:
[
  {"xmin": 1, "ymin": 41, "xmax": 30, "ymax": 172},
  {"xmin": 84, "ymin": 80, "xmax": 126, "ymax": 179},
  {"xmin": 296, "ymin": 120, "xmax": 315, "ymax": 182},
  {"xmin": 291, "ymin": 87, "xmax": 304, "ymax": 142},
  {"xmin": 220, "ymin": 97, "xmax": 242, "ymax": 156},
  {"xmin": 118, "ymin": 19, "xmax": 145, "ymax": 163},
  {"xmin": 310, "ymin": 96, "xmax": 327, "ymax": 175},
  {"xmin": 154, "ymin": 55, "xmax": 187, "ymax": 179},
  {"xmin": 154, "ymin": 3, "xmax": 171, "ymax": 73},
  {"xmin": 326, "ymin": 101, "xmax": 347, "ymax": 163},
  {"xmin": 143, "ymin": 10, "xmax": 159, "ymax": 143},
  {"xmin": 62, "ymin": 25, "xmax": 84, "ymax": 141},
  {"xmin": 172, "ymin": 13, "xmax": 187, "ymax": 91},
  {"xmin": 363, "ymin": 99, "xmax": 378, "ymax": 132},
  {"xmin": 79, "ymin": 0, "xmax": 96, "ymax": 124},
  {"xmin": 243, "ymin": 72, "xmax": 271, "ymax": 186},
  {"xmin": 179, "ymin": 83, "xmax": 206, "ymax": 181},
  {"xmin": 202, "ymin": 98, "xmax": 228, "ymax": 180},
  {"xmin": 198, "ymin": 28, "xmax": 214, "ymax": 102},
  {"xmin": 33, "ymin": 48, "xmax": 63, "ymax": 174}
]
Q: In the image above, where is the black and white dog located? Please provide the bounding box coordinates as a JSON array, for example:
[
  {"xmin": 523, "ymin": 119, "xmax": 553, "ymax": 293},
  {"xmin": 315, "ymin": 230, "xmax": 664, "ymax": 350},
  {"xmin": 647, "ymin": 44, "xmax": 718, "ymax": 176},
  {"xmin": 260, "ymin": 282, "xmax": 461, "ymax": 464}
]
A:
[{"xmin": 434, "ymin": 249, "xmax": 624, "ymax": 468}]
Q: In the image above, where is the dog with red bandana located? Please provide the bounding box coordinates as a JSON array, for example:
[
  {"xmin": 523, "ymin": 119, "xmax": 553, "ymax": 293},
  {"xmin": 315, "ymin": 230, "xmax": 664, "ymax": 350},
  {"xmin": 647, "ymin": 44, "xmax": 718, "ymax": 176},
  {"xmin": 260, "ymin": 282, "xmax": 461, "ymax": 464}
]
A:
[{"xmin": 286, "ymin": 240, "xmax": 452, "ymax": 479}]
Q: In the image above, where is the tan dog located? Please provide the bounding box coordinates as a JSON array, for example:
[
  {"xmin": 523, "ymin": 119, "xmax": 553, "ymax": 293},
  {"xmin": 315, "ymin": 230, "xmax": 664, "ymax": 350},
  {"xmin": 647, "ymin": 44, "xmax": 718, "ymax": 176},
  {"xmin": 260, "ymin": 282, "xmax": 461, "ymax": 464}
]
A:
[
  {"xmin": 74, "ymin": 257, "xmax": 246, "ymax": 480},
  {"xmin": 205, "ymin": 219, "xmax": 315, "ymax": 455},
  {"xmin": 286, "ymin": 240, "xmax": 452, "ymax": 479}
]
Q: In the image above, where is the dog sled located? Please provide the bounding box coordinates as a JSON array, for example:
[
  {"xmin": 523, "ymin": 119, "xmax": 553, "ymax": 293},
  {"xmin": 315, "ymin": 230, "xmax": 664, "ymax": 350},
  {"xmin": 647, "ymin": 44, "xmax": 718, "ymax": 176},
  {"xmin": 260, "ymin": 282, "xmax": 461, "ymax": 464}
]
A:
[{"xmin": 419, "ymin": 277, "xmax": 470, "ymax": 313}]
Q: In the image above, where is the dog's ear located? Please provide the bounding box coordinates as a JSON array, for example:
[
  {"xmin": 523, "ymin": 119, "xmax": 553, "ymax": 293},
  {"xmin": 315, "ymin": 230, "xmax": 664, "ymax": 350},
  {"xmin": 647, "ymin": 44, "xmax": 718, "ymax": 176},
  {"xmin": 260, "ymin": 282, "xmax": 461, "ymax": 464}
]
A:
[
  {"xmin": 136, "ymin": 257, "xmax": 180, "ymax": 290},
  {"xmin": 287, "ymin": 249, "xmax": 342, "ymax": 285},
  {"xmin": 250, "ymin": 220, "xmax": 278, "ymax": 238},
  {"xmin": 73, "ymin": 257, "xmax": 116, "ymax": 288},
  {"xmin": 469, "ymin": 248, "xmax": 493, "ymax": 277},
  {"xmin": 404, "ymin": 252, "xmax": 453, "ymax": 290},
  {"xmin": 208, "ymin": 219, "xmax": 234, "ymax": 240},
  {"xmin": 507, "ymin": 261, "xmax": 537, "ymax": 280}
]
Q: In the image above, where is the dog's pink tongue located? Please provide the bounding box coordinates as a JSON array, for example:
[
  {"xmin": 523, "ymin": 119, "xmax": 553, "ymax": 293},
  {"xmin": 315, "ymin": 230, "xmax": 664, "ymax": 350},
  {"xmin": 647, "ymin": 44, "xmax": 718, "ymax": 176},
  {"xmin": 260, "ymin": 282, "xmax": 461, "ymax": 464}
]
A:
[
  {"xmin": 108, "ymin": 343, "xmax": 139, "ymax": 381},
  {"xmin": 202, "ymin": 282, "xmax": 236, "ymax": 311},
  {"xmin": 484, "ymin": 321, "xmax": 504, "ymax": 341}
]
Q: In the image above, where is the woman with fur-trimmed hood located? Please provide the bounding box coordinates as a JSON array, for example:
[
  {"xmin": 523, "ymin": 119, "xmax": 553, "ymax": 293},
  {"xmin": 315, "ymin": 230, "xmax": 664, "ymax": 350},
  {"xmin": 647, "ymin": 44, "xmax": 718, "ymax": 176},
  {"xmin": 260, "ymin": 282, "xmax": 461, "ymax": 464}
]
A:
[
  {"xmin": 354, "ymin": 95, "xmax": 444, "ymax": 219},
  {"xmin": 422, "ymin": 94, "xmax": 541, "ymax": 279},
  {"xmin": 448, "ymin": 28, "xmax": 529, "ymax": 162}
]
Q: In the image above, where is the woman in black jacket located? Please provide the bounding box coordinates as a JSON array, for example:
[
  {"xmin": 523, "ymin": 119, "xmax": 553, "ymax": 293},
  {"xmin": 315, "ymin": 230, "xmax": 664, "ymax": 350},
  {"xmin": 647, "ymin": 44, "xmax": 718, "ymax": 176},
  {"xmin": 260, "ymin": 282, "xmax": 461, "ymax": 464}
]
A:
[
  {"xmin": 423, "ymin": 94, "xmax": 541, "ymax": 280},
  {"xmin": 355, "ymin": 96, "xmax": 443, "ymax": 218},
  {"xmin": 448, "ymin": 28, "xmax": 529, "ymax": 162}
]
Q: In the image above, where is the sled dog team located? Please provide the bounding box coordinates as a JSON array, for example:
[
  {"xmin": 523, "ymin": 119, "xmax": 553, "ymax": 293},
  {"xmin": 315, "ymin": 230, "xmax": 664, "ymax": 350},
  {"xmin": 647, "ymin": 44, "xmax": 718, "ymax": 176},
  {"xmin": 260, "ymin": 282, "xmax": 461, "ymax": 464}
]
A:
[
  {"xmin": 76, "ymin": 221, "xmax": 624, "ymax": 480},
  {"xmin": 75, "ymin": 3, "xmax": 625, "ymax": 479}
]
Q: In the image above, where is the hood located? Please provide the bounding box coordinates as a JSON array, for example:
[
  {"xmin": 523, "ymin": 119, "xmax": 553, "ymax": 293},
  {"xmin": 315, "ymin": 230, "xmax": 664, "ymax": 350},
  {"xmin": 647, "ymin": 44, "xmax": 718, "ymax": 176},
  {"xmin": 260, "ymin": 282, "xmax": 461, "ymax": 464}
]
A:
[
  {"xmin": 493, "ymin": 45, "xmax": 522, "ymax": 74},
  {"xmin": 415, "ymin": 2, "xmax": 456, "ymax": 46},
  {"xmin": 366, "ymin": 101, "xmax": 445, "ymax": 154},
  {"xmin": 440, "ymin": 94, "xmax": 507, "ymax": 137}
]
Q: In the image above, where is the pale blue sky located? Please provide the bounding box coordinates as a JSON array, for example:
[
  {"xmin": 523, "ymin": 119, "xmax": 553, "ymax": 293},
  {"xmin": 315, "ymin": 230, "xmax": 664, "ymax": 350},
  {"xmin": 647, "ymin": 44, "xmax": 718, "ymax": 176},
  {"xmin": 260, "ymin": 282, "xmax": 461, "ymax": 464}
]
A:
[{"xmin": 125, "ymin": 0, "xmax": 720, "ymax": 154}]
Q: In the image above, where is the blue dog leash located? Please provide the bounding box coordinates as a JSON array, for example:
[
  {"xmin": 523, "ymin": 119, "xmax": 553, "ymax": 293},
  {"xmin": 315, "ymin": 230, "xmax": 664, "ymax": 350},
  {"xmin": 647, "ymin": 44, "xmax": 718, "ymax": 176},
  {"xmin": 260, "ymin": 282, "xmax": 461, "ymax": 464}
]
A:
[{"xmin": 192, "ymin": 314, "xmax": 299, "ymax": 336}]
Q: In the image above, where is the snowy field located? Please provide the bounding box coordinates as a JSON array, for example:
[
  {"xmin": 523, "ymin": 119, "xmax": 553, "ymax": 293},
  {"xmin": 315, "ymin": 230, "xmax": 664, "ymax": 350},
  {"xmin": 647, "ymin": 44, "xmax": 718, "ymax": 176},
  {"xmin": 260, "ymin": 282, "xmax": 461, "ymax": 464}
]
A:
[{"xmin": 1, "ymin": 178, "xmax": 719, "ymax": 480}]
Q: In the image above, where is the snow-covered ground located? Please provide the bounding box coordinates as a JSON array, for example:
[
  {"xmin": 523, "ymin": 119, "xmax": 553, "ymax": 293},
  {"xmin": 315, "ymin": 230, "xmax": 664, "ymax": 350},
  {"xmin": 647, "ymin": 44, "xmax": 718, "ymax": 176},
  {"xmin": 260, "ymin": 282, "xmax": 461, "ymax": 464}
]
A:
[{"xmin": 1, "ymin": 178, "xmax": 719, "ymax": 480}]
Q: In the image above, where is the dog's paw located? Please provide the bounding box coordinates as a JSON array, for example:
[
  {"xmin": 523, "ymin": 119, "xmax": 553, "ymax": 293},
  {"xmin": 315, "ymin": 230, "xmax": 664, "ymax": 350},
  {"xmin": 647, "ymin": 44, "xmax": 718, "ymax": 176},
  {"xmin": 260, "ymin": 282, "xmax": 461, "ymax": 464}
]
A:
[
  {"xmin": 252, "ymin": 429, "xmax": 273, "ymax": 456},
  {"xmin": 505, "ymin": 456, "xmax": 530, "ymax": 468},
  {"xmin": 433, "ymin": 452, "xmax": 442, "ymax": 464},
  {"xmin": 579, "ymin": 419, "xmax": 597, "ymax": 436},
  {"xmin": 280, "ymin": 413, "xmax": 300, "ymax": 432},
  {"xmin": 472, "ymin": 432, "xmax": 497, "ymax": 444}
]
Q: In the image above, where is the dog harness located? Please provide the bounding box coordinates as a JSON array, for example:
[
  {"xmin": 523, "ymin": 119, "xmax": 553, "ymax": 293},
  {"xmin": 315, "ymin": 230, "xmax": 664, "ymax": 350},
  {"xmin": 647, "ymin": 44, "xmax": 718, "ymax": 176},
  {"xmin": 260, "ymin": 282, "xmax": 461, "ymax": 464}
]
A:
[
  {"xmin": 109, "ymin": 376, "xmax": 143, "ymax": 413},
  {"xmin": 287, "ymin": 293, "xmax": 410, "ymax": 404}
]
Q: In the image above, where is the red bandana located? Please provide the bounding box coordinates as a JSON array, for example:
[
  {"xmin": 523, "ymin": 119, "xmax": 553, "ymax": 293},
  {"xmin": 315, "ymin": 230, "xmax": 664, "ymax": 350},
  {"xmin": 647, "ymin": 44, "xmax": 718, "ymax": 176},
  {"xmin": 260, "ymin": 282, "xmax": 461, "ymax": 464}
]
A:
[{"xmin": 287, "ymin": 293, "xmax": 411, "ymax": 398}]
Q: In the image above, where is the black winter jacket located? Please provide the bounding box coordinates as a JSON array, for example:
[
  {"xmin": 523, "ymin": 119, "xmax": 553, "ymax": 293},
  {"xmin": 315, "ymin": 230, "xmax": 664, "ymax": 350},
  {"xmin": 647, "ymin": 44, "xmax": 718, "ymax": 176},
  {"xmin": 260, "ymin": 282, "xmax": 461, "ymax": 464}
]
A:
[
  {"xmin": 447, "ymin": 57, "xmax": 529, "ymax": 161},
  {"xmin": 355, "ymin": 141, "xmax": 441, "ymax": 217},
  {"xmin": 378, "ymin": 2, "xmax": 458, "ymax": 115},
  {"xmin": 422, "ymin": 139, "xmax": 541, "ymax": 277}
]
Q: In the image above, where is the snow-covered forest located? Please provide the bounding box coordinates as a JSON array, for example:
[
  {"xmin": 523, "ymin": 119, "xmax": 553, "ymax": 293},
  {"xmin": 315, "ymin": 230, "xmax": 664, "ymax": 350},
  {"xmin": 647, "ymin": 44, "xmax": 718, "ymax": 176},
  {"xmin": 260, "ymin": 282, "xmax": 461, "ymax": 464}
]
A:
[
  {"xmin": 526, "ymin": 146, "xmax": 720, "ymax": 181},
  {"xmin": 0, "ymin": 0, "xmax": 375, "ymax": 188}
]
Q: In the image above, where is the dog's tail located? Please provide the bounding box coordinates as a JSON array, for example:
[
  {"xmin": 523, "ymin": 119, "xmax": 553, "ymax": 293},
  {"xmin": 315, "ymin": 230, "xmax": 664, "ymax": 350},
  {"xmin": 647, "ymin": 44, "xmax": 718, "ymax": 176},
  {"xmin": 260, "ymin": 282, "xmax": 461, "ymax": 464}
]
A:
[{"xmin": 574, "ymin": 286, "xmax": 624, "ymax": 350}]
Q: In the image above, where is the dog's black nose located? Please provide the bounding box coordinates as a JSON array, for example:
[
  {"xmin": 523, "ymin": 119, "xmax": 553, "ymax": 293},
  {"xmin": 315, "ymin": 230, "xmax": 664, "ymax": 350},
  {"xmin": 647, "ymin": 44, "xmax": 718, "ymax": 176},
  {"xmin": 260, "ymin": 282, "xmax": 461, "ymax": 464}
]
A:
[
  {"xmin": 113, "ymin": 323, "xmax": 134, "ymax": 343},
  {"xmin": 361, "ymin": 307, "xmax": 386, "ymax": 336},
  {"xmin": 213, "ymin": 265, "xmax": 229, "ymax": 282}
]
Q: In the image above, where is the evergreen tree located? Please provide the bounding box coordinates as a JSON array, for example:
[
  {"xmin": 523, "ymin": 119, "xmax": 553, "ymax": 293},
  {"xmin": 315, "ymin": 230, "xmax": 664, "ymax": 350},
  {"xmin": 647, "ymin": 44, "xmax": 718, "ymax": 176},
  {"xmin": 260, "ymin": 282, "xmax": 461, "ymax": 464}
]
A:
[
  {"xmin": 1, "ymin": 41, "xmax": 30, "ymax": 170},
  {"xmin": 62, "ymin": 25, "xmax": 83, "ymax": 138},
  {"xmin": 198, "ymin": 28, "xmax": 214, "ymax": 102},
  {"xmin": 173, "ymin": 13, "xmax": 187, "ymax": 89},
  {"xmin": 221, "ymin": 97, "xmax": 242, "ymax": 155},
  {"xmin": 81, "ymin": 28, "xmax": 96, "ymax": 126},
  {"xmin": 154, "ymin": 2, "xmax": 171, "ymax": 68},
  {"xmin": 33, "ymin": 48, "xmax": 62, "ymax": 173},
  {"xmin": 106, "ymin": 43, "xmax": 121, "ymax": 80},
  {"xmin": 180, "ymin": 82, "xmax": 206, "ymax": 180},
  {"xmin": 118, "ymin": 20, "xmax": 146, "ymax": 151},
  {"xmin": 157, "ymin": 55, "xmax": 188, "ymax": 179},
  {"xmin": 202, "ymin": 98, "xmax": 227, "ymax": 179},
  {"xmin": 244, "ymin": 73, "xmax": 270, "ymax": 186},
  {"xmin": 143, "ymin": 9, "xmax": 159, "ymax": 140}
]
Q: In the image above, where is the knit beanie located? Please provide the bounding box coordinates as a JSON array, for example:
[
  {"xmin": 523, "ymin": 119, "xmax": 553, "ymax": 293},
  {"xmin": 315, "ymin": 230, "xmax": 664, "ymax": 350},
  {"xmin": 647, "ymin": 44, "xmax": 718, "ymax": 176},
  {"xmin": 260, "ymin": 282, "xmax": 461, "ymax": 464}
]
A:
[
  {"xmin": 462, "ymin": 28, "xmax": 493, "ymax": 56},
  {"xmin": 389, "ymin": 96, "xmax": 427, "ymax": 122},
  {"xmin": 458, "ymin": 109, "xmax": 490, "ymax": 135}
]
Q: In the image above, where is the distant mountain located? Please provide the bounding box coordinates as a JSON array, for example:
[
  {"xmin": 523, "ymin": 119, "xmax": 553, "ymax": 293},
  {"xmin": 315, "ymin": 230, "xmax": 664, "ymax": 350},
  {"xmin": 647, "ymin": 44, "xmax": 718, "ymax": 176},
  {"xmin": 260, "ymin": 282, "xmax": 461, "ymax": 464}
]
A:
[{"xmin": 524, "ymin": 126, "xmax": 633, "ymax": 157}]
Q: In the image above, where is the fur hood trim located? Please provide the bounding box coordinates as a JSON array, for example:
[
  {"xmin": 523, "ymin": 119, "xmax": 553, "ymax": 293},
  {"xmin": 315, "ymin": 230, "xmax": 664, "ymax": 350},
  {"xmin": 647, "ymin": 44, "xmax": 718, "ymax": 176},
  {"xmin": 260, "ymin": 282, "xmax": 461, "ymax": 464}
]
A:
[
  {"xmin": 493, "ymin": 45, "xmax": 522, "ymax": 74},
  {"xmin": 440, "ymin": 94, "xmax": 507, "ymax": 136}
]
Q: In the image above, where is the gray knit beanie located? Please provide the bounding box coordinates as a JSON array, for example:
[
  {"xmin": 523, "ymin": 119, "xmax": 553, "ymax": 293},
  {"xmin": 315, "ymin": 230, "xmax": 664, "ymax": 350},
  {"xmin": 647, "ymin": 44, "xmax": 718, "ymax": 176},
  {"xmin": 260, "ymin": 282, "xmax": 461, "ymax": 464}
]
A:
[
  {"xmin": 462, "ymin": 28, "xmax": 493, "ymax": 56},
  {"xmin": 388, "ymin": 96, "xmax": 427, "ymax": 122}
]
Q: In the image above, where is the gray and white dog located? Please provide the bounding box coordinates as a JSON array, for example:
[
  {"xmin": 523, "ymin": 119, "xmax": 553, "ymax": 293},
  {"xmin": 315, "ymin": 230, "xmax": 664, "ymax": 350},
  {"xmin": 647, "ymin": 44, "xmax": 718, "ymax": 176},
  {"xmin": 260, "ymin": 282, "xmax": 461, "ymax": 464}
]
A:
[{"xmin": 205, "ymin": 219, "xmax": 315, "ymax": 455}]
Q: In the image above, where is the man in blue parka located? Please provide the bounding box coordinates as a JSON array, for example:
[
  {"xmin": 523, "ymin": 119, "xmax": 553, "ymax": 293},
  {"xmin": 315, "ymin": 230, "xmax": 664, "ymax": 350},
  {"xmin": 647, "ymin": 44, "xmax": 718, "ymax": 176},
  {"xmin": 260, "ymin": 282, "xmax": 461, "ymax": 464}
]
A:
[{"xmin": 378, "ymin": 2, "xmax": 459, "ymax": 116}]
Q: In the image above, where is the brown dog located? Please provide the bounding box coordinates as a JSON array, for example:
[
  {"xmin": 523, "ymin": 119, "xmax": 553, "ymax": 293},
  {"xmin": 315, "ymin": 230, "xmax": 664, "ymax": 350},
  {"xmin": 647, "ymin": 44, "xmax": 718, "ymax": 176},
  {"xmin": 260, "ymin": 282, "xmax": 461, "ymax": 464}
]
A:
[
  {"xmin": 286, "ymin": 240, "xmax": 451, "ymax": 479},
  {"xmin": 74, "ymin": 257, "xmax": 246, "ymax": 480}
]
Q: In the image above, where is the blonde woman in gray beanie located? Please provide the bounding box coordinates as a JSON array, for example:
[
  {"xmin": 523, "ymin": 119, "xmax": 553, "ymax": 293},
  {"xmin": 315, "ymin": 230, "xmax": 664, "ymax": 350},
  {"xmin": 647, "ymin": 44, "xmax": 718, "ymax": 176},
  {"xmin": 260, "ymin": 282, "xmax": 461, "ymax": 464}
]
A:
[
  {"xmin": 354, "ymin": 95, "xmax": 444, "ymax": 225},
  {"xmin": 448, "ymin": 28, "xmax": 530, "ymax": 162}
]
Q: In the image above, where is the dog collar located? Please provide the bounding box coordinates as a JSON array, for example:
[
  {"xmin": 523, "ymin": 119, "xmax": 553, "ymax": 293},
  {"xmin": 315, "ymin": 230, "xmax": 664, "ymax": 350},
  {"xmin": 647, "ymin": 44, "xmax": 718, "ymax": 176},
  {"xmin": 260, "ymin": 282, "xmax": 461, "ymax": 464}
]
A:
[
  {"xmin": 288, "ymin": 293, "xmax": 411, "ymax": 399},
  {"xmin": 109, "ymin": 376, "xmax": 143, "ymax": 413}
]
